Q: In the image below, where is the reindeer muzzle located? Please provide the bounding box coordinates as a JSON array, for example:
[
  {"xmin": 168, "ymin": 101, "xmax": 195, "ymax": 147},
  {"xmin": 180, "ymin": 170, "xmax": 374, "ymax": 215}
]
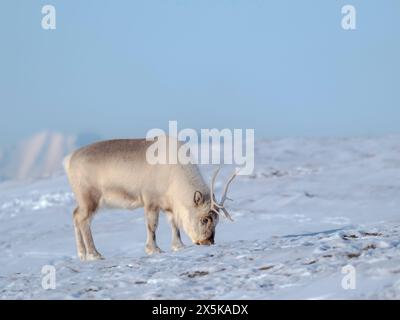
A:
[{"xmin": 196, "ymin": 238, "xmax": 215, "ymax": 245}]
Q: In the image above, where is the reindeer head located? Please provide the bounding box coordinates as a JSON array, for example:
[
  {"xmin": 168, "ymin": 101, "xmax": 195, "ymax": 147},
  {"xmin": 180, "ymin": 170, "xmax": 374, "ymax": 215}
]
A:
[{"xmin": 186, "ymin": 167, "xmax": 238, "ymax": 246}]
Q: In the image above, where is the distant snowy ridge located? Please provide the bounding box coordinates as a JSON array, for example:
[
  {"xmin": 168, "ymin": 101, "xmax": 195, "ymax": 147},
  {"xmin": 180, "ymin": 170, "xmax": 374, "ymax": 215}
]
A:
[{"xmin": 0, "ymin": 131, "xmax": 101, "ymax": 181}]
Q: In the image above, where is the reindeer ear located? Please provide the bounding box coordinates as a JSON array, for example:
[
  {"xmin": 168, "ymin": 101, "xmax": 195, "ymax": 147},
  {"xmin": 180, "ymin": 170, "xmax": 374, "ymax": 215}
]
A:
[{"xmin": 193, "ymin": 191, "xmax": 204, "ymax": 206}]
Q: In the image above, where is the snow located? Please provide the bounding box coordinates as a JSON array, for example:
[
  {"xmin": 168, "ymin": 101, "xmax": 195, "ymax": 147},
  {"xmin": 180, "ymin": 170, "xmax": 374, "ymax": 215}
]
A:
[{"xmin": 1, "ymin": 136, "xmax": 400, "ymax": 299}]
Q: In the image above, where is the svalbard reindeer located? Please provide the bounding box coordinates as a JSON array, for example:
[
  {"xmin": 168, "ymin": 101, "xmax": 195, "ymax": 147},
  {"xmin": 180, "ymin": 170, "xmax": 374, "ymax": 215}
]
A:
[{"xmin": 63, "ymin": 138, "xmax": 237, "ymax": 261}]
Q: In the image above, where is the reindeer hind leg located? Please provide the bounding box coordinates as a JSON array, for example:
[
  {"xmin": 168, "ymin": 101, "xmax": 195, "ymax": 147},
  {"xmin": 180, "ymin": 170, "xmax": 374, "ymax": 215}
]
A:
[
  {"xmin": 75, "ymin": 189, "xmax": 104, "ymax": 261},
  {"xmin": 73, "ymin": 207, "xmax": 86, "ymax": 260}
]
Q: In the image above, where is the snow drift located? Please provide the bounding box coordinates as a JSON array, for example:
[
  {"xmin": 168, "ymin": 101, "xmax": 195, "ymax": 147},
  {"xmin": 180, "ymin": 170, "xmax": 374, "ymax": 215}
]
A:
[{"xmin": 0, "ymin": 136, "xmax": 399, "ymax": 299}]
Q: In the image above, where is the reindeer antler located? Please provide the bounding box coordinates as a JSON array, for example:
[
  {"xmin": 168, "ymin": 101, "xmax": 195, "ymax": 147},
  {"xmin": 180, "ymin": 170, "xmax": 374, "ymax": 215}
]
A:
[{"xmin": 210, "ymin": 167, "xmax": 238, "ymax": 221}]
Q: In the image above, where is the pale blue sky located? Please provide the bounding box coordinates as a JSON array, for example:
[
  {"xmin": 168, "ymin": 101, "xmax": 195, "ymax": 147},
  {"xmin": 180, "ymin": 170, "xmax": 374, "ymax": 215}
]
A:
[{"xmin": 0, "ymin": 0, "xmax": 399, "ymax": 146}]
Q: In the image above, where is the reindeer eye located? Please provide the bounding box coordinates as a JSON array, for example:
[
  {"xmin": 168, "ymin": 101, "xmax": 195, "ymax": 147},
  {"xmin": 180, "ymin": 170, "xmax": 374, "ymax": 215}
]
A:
[{"xmin": 201, "ymin": 217, "xmax": 210, "ymax": 225}]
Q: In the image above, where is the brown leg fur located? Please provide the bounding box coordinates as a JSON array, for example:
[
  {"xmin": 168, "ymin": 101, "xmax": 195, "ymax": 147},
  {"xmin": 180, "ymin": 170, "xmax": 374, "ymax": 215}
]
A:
[
  {"xmin": 73, "ymin": 189, "xmax": 103, "ymax": 261},
  {"xmin": 145, "ymin": 206, "xmax": 162, "ymax": 255}
]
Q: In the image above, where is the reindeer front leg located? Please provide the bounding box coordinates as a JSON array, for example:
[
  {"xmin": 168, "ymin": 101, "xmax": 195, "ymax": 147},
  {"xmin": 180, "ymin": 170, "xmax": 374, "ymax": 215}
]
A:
[
  {"xmin": 167, "ymin": 213, "xmax": 185, "ymax": 251},
  {"xmin": 144, "ymin": 207, "xmax": 163, "ymax": 255}
]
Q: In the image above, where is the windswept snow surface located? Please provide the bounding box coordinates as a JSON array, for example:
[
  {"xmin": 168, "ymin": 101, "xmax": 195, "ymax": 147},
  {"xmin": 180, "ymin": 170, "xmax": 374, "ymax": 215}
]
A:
[{"xmin": 1, "ymin": 137, "xmax": 400, "ymax": 299}]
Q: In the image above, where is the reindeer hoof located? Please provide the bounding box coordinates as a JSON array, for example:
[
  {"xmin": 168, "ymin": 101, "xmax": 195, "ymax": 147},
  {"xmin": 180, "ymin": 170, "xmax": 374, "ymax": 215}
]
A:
[
  {"xmin": 85, "ymin": 253, "xmax": 104, "ymax": 261},
  {"xmin": 78, "ymin": 253, "xmax": 86, "ymax": 261},
  {"xmin": 172, "ymin": 244, "xmax": 185, "ymax": 252},
  {"xmin": 146, "ymin": 246, "xmax": 163, "ymax": 255}
]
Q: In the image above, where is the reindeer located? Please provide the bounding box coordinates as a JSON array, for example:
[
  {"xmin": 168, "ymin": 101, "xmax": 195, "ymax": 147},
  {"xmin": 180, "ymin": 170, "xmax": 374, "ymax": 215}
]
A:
[{"xmin": 63, "ymin": 138, "xmax": 237, "ymax": 261}]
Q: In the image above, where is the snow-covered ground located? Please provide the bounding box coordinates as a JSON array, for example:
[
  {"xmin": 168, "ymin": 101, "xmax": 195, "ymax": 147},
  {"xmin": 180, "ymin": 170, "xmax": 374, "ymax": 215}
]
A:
[{"xmin": 1, "ymin": 136, "xmax": 400, "ymax": 299}]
